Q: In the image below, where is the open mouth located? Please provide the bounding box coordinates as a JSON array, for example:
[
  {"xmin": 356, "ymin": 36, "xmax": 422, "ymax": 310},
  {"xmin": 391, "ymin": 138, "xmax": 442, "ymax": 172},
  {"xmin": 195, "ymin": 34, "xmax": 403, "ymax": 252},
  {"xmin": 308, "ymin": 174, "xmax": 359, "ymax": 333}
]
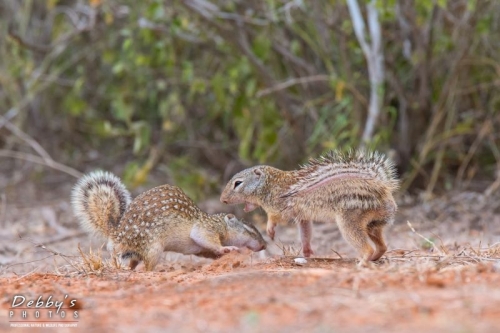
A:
[{"xmin": 243, "ymin": 202, "xmax": 258, "ymax": 212}]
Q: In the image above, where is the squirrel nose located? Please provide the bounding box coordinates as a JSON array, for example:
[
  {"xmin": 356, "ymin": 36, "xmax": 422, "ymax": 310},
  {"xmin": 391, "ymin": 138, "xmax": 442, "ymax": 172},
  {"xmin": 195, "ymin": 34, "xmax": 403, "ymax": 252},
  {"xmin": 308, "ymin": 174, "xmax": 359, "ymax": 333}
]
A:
[
  {"xmin": 260, "ymin": 244, "xmax": 266, "ymax": 251},
  {"xmin": 222, "ymin": 200, "xmax": 228, "ymax": 204}
]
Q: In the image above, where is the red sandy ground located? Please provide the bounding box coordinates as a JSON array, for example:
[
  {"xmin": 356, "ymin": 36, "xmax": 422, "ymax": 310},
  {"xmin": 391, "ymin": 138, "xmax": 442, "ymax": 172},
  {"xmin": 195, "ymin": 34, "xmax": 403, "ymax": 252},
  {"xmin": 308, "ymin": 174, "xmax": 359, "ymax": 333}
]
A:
[
  {"xmin": 1, "ymin": 187, "xmax": 500, "ymax": 332},
  {"xmin": 1, "ymin": 252, "xmax": 500, "ymax": 333}
]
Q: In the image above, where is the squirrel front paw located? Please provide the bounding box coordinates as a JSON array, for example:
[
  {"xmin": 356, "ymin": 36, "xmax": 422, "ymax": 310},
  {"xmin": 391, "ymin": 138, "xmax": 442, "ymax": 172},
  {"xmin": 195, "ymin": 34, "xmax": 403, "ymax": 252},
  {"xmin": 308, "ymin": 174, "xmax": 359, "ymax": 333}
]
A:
[
  {"xmin": 266, "ymin": 224, "xmax": 276, "ymax": 240},
  {"xmin": 218, "ymin": 246, "xmax": 239, "ymax": 255}
]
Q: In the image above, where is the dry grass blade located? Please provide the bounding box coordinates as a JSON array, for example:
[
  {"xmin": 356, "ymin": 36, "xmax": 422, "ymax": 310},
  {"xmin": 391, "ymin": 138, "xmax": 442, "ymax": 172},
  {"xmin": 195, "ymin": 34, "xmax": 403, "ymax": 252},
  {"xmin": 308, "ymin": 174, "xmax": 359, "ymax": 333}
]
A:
[
  {"xmin": 77, "ymin": 244, "xmax": 105, "ymax": 274},
  {"xmin": 407, "ymin": 221, "xmax": 446, "ymax": 255},
  {"xmin": 331, "ymin": 249, "xmax": 344, "ymax": 259},
  {"xmin": 17, "ymin": 234, "xmax": 81, "ymax": 271},
  {"xmin": 76, "ymin": 244, "xmax": 125, "ymax": 275},
  {"xmin": 275, "ymin": 239, "xmax": 302, "ymax": 257}
]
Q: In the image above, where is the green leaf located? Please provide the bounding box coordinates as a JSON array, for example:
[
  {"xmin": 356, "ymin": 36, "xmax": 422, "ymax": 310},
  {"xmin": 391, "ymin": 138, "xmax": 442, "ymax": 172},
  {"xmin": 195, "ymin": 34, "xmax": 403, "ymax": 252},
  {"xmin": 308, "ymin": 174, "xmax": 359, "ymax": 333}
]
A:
[
  {"xmin": 132, "ymin": 122, "xmax": 151, "ymax": 155},
  {"xmin": 111, "ymin": 98, "xmax": 133, "ymax": 122}
]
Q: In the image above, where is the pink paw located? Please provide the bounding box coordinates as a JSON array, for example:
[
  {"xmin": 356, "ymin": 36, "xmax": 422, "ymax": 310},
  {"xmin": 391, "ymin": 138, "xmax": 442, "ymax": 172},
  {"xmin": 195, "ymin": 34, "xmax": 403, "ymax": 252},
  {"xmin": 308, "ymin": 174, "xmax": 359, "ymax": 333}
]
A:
[
  {"xmin": 302, "ymin": 246, "xmax": 314, "ymax": 258},
  {"xmin": 219, "ymin": 246, "xmax": 239, "ymax": 255},
  {"xmin": 267, "ymin": 225, "xmax": 276, "ymax": 240}
]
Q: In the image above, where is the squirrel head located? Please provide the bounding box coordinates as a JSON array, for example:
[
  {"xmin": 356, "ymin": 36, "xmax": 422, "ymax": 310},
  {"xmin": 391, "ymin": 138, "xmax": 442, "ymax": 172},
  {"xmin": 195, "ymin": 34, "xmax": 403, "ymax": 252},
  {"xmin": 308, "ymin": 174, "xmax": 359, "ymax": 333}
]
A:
[
  {"xmin": 222, "ymin": 213, "xmax": 266, "ymax": 251},
  {"xmin": 220, "ymin": 166, "xmax": 270, "ymax": 211}
]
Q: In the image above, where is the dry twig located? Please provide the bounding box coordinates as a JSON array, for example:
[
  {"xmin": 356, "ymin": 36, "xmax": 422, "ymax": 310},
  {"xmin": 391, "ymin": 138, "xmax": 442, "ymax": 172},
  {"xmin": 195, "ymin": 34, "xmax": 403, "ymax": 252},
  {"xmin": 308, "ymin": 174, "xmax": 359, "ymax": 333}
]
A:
[{"xmin": 0, "ymin": 149, "xmax": 82, "ymax": 178}]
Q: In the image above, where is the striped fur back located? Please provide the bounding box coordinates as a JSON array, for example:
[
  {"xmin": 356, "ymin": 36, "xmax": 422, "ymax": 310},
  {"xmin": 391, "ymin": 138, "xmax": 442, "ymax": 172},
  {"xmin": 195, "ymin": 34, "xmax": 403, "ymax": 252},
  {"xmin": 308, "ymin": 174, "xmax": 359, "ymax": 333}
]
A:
[{"xmin": 282, "ymin": 150, "xmax": 399, "ymax": 198}]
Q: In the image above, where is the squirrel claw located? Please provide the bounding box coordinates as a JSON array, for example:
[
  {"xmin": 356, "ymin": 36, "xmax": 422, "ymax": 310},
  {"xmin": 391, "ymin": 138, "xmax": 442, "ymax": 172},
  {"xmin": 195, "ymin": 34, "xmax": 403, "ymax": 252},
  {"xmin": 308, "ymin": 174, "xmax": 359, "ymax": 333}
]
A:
[
  {"xmin": 302, "ymin": 246, "xmax": 314, "ymax": 258},
  {"xmin": 357, "ymin": 258, "xmax": 374, "ymax": 269},
  {"xmin": 266, "ymin": 226, "xmax": 275, "ymax": 240},
  {"xmin": 219, "ymin": 246, "xmax": 239, "ymax": 255}
]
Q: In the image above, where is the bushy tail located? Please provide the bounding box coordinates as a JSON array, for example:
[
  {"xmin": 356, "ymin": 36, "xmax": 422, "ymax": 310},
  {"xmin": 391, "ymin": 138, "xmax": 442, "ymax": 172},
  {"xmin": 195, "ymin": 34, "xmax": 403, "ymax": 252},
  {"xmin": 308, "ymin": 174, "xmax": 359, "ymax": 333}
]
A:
[
  {"xmin": 350, "ymin": 149, "xmax": 400, "ymax": 192},
  {"xmin": 71, "ymin": 171, "xmax": 132, "ymax": 238}
]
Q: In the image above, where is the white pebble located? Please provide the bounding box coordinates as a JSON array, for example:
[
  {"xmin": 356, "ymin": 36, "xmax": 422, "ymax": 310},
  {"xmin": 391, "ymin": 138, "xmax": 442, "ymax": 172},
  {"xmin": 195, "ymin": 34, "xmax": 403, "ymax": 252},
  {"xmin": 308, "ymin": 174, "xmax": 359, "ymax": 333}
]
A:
[{"xmin": 294, "ymin": 258, "xmax": 307, "ymax": 266}]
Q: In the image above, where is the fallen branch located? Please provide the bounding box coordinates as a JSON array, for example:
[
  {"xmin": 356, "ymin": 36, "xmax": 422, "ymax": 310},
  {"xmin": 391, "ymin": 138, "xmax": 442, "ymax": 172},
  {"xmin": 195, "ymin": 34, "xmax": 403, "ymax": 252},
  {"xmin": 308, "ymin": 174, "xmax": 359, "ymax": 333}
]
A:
[
  {"xmin": 0, "ymin": 149, "xmax": 82, "ymax": 178},
  {"xmin": 41, "ymin": 231, "xmax": 87, "ymax": 246}
]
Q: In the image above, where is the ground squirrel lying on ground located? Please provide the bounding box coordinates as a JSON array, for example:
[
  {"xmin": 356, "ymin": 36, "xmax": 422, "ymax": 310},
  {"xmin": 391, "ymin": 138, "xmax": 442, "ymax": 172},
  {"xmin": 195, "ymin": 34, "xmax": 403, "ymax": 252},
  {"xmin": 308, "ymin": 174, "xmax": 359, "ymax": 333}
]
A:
[
  {"xmin": 72, "ymin": 171, "xmax": 266, "ymax": 271},
  {"xmin": 220, "ymin": 150, "xmax": 399, "ymax": 265}
]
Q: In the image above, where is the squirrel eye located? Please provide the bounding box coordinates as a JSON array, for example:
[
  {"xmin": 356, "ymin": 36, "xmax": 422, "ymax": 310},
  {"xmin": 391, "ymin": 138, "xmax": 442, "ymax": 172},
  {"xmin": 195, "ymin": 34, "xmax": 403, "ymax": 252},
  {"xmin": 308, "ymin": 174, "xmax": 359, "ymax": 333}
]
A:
[{"xmin": 234, "ymin": 180, "xmax": 242, "ymax": 189}]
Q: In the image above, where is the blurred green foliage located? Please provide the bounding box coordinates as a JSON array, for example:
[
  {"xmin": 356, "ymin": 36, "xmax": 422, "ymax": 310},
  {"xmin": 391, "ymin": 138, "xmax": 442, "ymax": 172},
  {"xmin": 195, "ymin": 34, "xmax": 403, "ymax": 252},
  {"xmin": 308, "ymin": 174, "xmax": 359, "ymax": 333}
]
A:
[{"xmin": 0, "ymin": 0, "xmax": 498, "ymax": 199}]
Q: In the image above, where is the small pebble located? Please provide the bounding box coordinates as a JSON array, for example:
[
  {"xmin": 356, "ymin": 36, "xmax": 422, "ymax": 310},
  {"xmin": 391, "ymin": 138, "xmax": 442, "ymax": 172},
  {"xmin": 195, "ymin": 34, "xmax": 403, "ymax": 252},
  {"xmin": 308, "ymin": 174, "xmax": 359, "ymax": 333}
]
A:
[{"xmin": 294, "ymin": 258, "xmax": 307, "ymax": 266}]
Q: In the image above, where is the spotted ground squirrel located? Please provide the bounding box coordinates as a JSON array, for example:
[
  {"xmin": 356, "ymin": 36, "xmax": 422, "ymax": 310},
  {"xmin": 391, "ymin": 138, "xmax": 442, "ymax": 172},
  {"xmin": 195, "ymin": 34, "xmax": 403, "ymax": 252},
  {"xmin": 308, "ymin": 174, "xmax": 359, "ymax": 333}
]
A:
[
  {"xmin": 220, "ymin": 150, "xmax": 399, "ymax": 265},
  {"xmin": 72, "ymin": 171, "xmax": 266, "ymax": 271}
]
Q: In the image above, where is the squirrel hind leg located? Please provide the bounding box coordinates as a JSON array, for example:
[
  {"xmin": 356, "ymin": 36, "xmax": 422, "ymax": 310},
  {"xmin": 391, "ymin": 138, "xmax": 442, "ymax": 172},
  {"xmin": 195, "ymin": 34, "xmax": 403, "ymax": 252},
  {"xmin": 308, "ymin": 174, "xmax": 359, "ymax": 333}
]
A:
[
  {"xmin": 337, "ymin": 211, "xmax": 374, "ymax": 265},
  {"xmin": 366, "ymin": 220, "xmax": 388, "ymax": 261},
  {"xmin": 298, "ymin": 220, "xmax": 314, "ymax": 257}
]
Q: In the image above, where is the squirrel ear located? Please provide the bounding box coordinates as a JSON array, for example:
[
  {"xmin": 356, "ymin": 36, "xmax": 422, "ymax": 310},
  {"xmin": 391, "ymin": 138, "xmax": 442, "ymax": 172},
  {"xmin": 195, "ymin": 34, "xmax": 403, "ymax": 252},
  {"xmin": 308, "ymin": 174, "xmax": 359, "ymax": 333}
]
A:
[
  {"xmin": 253, "ymin": 168, "xmax": 263, "ymax": 177},
  {"xmin": 224, "ymin": 214, "xmax": 237, "ymax": 226}
]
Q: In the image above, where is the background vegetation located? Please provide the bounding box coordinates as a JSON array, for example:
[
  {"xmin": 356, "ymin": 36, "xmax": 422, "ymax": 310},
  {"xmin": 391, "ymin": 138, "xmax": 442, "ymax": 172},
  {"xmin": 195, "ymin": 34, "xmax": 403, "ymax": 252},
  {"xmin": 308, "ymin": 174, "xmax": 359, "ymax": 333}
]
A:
[{"xmin": 0, "ymin": 0, "xmax": 499, "ymax": 200}]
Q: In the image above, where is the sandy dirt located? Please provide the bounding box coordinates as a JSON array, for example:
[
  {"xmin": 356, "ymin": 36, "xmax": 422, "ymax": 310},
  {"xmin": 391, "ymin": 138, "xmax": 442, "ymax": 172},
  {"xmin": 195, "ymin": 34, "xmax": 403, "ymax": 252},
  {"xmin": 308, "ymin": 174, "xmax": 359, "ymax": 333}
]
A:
[{"xmin": 1, "ymin": 183, "xmax": 500, "ymax": 332}]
